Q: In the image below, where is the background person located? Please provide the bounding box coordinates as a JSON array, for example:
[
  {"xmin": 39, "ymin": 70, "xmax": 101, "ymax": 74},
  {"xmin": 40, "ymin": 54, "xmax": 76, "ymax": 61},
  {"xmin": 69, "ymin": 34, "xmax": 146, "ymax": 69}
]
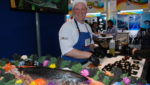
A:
[
  {"xmin": 91, "ymin": 22, "xmax": 99, "ymax": 34},
  {"xmin": 132, "ymin": 20, "xmax": 150, "ymax": 57},
  {"xmin": 131, "ymin": 20, "xmax": 150, "ymax": 83},
  {"xmin": 104, "ymin": 20, "xmax": 117, "ymax": 39}
]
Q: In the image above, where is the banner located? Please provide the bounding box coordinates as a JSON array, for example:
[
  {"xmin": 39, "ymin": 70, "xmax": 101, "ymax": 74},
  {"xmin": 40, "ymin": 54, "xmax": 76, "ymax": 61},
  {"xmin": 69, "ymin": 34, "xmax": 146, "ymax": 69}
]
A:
[
  {"xmin": 117, "ymin": 0, "xmax": 148, "ymax": 10},
  {"xmin": 68, "ymin": 0, "xmax": 104, "ymax": 14},
  {"xmin": 117, "ymin": 15, "xmax": 129, "ymax": 30}
]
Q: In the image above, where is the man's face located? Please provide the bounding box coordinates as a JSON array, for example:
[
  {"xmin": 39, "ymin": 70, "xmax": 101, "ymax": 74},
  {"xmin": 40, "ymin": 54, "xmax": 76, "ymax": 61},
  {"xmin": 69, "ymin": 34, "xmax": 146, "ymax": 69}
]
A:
[
  {"xmin": 107, "ymin": 22, "xmax": 112, "ymax": 27},
  {"xmin": 73, "ymin": 3, "xmax": 87, "ymax": 22}
]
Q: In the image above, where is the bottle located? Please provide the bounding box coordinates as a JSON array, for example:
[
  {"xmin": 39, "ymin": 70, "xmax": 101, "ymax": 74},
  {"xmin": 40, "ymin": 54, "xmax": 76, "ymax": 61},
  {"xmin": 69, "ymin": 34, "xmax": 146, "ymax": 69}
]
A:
[
  {"xmin": 118, "ymin": 42, "xmax": 122, "ymax": 51},
  {"xmin": 109, "ymin": 39, "xmax": 115, "ymax": 56}
]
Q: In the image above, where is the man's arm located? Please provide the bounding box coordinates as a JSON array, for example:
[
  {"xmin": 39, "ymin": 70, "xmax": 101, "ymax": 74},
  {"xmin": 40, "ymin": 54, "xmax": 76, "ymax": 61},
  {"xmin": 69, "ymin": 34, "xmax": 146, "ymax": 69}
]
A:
[
  {"xmin": 65, "ymin": 48, "xmax": 100, "ymax": 66},
  {"xmin": 65, "ymin": 49, "xmax": 92, "ymax": 59}
]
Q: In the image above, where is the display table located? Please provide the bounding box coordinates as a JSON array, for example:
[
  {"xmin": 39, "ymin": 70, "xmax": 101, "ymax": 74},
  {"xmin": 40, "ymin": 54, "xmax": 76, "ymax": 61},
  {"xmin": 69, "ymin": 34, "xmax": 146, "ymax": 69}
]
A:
[
  {"xmin": 98, "ymin": 35, "xmax": 113, "ymax": 39},
  {"xmin": 84, "ymin": 56, "xmax": 146, "ymax": 78},
  {"xmin": 116, "ymin": 32, "xmax": 129, "ymax": 43}
]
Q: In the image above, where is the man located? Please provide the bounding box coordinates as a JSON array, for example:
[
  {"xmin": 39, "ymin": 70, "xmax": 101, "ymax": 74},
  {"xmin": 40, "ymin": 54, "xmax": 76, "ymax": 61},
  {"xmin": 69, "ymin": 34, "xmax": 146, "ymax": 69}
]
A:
[
  {"xmin": 132, "ymin": 20, "xmax": 150, "ymax": 57},
  {"xmin": 59, "ymin": 0, "xmax": 99, "ymax": 66},
  {"xmin": 131, "ymin": 20, "xmax": 150, "ymax": 83},
  {"xmin": 104, "ymin": 20, "xmax": 117, "ymax": 39}
]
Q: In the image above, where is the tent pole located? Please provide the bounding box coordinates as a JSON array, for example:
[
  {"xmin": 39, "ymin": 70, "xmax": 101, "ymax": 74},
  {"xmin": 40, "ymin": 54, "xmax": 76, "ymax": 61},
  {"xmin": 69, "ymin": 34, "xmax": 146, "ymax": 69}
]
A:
[{"xmin": 35, "ymin": 12, "xmax": 41, "ymax": 57}]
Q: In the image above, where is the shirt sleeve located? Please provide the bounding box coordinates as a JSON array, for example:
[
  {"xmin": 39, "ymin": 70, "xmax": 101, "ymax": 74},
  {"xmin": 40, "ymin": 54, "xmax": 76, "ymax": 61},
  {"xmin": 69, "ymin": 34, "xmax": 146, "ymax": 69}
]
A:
[
  {"xmin": 111, "ymin": 27, "xmax": 118, "ymax": 37},
  {"xmin": 106, "ymin": 26, "xmax": 118, "ymax": 37},
  {"xmin": 59, "ymin": 23, "xmax": 74, "ymax": 55}
]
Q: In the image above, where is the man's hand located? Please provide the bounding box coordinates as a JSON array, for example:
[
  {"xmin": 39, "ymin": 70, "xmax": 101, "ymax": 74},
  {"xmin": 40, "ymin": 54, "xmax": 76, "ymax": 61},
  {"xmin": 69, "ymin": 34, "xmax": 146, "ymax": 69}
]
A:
[
  {"xmin": 132, "ymin": 48, "xmax": 138, "ymax": 55},
  {"xmin": 89, "ymin": 54, "xmax": 100, "ymax": 66}
]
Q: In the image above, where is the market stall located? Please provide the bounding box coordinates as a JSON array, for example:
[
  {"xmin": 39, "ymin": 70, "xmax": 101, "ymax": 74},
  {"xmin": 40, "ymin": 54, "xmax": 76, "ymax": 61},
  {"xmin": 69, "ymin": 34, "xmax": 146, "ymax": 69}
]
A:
[
  {"xmin": 0, "ymin": 0, "xmax": 150, "ymax": 85},
  {"xmin": 0, "ymin": 55, "xmax": 149, "ymax": 85}
]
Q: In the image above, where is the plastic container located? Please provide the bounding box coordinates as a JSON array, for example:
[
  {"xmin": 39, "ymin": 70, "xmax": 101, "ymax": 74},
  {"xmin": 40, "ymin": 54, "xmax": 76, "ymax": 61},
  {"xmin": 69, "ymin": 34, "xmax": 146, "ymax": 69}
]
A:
[{"xmin": 109, "ymin": 39, "xmax": 115, "ymax": 56}]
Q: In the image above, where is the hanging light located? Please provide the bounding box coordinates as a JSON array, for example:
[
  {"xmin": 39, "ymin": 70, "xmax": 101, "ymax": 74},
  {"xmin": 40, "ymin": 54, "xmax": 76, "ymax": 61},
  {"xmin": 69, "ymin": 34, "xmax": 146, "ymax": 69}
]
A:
[
  {"xmin": 118, "ymin": 9, "xmax": 143, "ymax": 15},
  {"xmin": 86, "ymin": 12, "xmax": 101, "ymax": 17}
]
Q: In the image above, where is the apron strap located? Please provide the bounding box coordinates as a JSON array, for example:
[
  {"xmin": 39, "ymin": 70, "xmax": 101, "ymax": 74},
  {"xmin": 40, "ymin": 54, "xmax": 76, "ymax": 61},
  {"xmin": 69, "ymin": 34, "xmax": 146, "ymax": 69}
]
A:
[
  {"xmin": 74, "ymin": 19, "xmax": 92, "ymax": 43},
  {"xmin": 74, "ymin": 19, "xmax": 80, "ymax": 33}
]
